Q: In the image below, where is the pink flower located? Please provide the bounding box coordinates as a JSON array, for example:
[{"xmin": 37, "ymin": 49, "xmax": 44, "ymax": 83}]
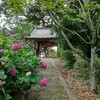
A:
[
  {"xmin": 34, "ymin": 68, "xmax": 39, "ymax": 74},
  {"xmin": 20, "ymin": 40, "xmax": 25, "ymax": 45},
  {"xmin": 0, "ymin": 80, "xmax": 3, "ymax": 86},
  {"xmin": 40, "ymin": 78, "xmax": 48, "ymax": 87},
  {"xmin": 26, "ymin": 72, "xmax": 31, "ymax": 76},
  {"xmin": 0, "ymin": 49, "xmax": 4, "ymax": 55},
  {"xmin": 10, "ymin": 68, "xmax": 17, "ymax": 76},
  {"xmin": 41, "ymin": 62, "xmax": 47, "ymax": 69},
  {"xmin": 12, "ymin": 44, "xmax": 21, "ymax": 51},
  {"xmin": 10, "ymin": 30, "xmax": 16, "ymax": 34}
]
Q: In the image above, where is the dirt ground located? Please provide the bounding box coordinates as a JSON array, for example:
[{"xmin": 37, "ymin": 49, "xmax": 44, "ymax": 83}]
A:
[{"xmin": 53, "ymin": 58, "xmax": 100, "ymax": 100}]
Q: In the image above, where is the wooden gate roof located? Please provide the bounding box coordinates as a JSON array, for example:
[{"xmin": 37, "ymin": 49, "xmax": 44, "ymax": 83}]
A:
[{"xmin": 25, "ymin": 27, "xmax": 56, "ymax": 39}]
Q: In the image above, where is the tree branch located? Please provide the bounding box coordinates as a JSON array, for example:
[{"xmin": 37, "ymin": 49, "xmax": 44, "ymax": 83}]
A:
[
  {"xmin": 61, "ymin": 30, "xmax": 75, "ymax": 51},
  {"xmin": 73, "ymin": 31, "xmax": 92, "ymax": 44},
  {"xmin": 86, "ymin": 32, "xmax": 92, "ymax": 42},
  {"xmin": 96, "ymin": 14, "xmax": 100, "ymax": 36},
  {"xmin": 75, "ymin": 22, "xmax": 92, "ymax": 42},
  {"xmin": 78, "ymin": 0, "xmax": 95, "ymax": 32},
  {"xmin": 88, "ymin": 11, "xmax": 95, "ymax": 32},
  {"xmin": 96, "ymin": 48, "xmax": 100, "ymax": 53},
  {"xmin": 49, "ymin": 10, "xmax": 92, "ymax": 44},
  {"xmin": 61, "ymin": 30, "xmax": 89, "ymax": 61},
  {"xmin": 78, "ymin": 0, "xmax": 85, "ymax": 13},
  {"xmin": 97, "ymin": 24, "xmax": 100, "ymax": 37},
  {"xmin": 48, "ymin": 11, "xmax": 73, "ymax": 33}
]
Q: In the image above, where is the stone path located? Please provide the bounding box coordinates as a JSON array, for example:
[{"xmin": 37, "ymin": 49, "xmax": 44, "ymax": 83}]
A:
[{"xmin": 29, "ymin": 58, "xmax": 77, "ymax": 100}]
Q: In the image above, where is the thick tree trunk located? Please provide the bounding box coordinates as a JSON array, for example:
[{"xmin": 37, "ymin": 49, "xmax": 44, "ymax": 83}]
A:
[{"xmin": 90, "ymin": 46, "xmax": 97, "ymax": 91}]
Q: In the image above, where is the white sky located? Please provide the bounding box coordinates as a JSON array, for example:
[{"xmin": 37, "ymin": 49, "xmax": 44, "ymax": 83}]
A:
[
  {"xmin": 0, "ymin": 14, "xmax": 6, "ymax": 27},
  {"xmin": 0, "ymin": 0, "xmax": 4, "ymax": 27},
  {"xmin": 0, "ymin": 0, "xmax": 2, "ymax": 4},
  {"xmin": 0, "ymin": 0, "xmax": 32, "ymax": 27},
  {"xmin": 51, "ymin": 46, "xmax": 58, "ymax": 51}
]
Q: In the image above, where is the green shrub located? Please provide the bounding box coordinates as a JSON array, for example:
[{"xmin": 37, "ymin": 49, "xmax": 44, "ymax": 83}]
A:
[
  {"xmin": 50, "ymin": 49, "xmax": 58, "ymax": 58},
  {"xmin": 57, "ymin": 48, "xmax": 63, "ymax": 57},
  {"xmin": 0, "ymin": 28, "xmax": 48, "ymax": 100},
  {"xmin": 61, "ymin": 50, "xmax": 76, "ymax": 69},
  {"xmin": 74, "ymin": 58, "xmax": 89, "ymax": 81},
  {"xmin": 96, "ymin": 58, "xmax": 100, "ymax": 86}
]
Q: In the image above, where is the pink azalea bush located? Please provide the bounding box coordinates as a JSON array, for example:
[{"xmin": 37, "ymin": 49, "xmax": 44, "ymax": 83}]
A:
[
  {"xmin": 0, "ymin": 28, "xmax": 48, "ymax": 99},
  {"xmin": 42, "ymin": 62, "xmax": 48, "ymax": 69},
  {"xmin": 40, "ymin": 78, "xmax": 48, "ymax": 87},
  {"xmin": 34, "ymin": 68, "xmax": 39, "ymax": 74},
  {"xmin": 10, "ymin": 68, "xmax": 17, "ymax": 76},
  {"xmin": 12, "ymin": 44, "xmax": 21, "ymax": 51}
]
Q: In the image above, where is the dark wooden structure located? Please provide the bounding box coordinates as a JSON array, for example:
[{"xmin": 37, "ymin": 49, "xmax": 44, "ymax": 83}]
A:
[{"xmin": 25, "ymin": 27, "xmax": 57, "ymax": 57}]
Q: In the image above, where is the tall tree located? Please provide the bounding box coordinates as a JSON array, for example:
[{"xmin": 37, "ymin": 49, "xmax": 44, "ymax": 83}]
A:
[{"xmin": 36, "ymin": 0, "xmax": 100, "ymax": 91}]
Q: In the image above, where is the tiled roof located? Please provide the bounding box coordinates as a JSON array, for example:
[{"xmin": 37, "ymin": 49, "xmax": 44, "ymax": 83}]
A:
[{"xmin": 25, "ymin": 27, "xmax": 56, "ymax": 39}]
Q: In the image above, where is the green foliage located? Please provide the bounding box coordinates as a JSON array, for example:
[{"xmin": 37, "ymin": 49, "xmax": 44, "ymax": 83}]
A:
[
  {"xmin": 74, "ymin": 58, "xmax": 89, "ymax": 81},
  {"xmin": 5, "ymin": 45, "xmax": 43, "ymax": 89},
  {"xmin": 0, "ymin": 28, "xmax": 46, "ymax": 99},
  {"xmin": 0, "ymin": 94, "xmax": 12, "ymax": 100},
  {"xmin": 74, "ymin": 58, "xmax": 100, "ymax": 89},
  {"xmin": 96, "ymin": 58, "xmax": 100, "ymax": 86},
  {"xmin": 50, "ymin": 49, "xmax": 58, "ymax": 58},
  {"xmin": 13, "ymin": 22, "xmax": 34, "ymax": 40},
  {"xmin": 61, "ymin": 50, "xmax": 76, "ymax": 69},
  {"xmin": 1, "ymin": 0, "xmax": 32, "ymax": 14},
  {"xmin": 57, "ymin": 48, "xmax": 63, "ymax": 57}
]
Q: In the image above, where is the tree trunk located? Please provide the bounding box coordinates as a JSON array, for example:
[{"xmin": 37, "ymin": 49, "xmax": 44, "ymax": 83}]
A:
[{"xmin": 90, "ymin": 46, "xmax": 97, "ymax": 91}]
